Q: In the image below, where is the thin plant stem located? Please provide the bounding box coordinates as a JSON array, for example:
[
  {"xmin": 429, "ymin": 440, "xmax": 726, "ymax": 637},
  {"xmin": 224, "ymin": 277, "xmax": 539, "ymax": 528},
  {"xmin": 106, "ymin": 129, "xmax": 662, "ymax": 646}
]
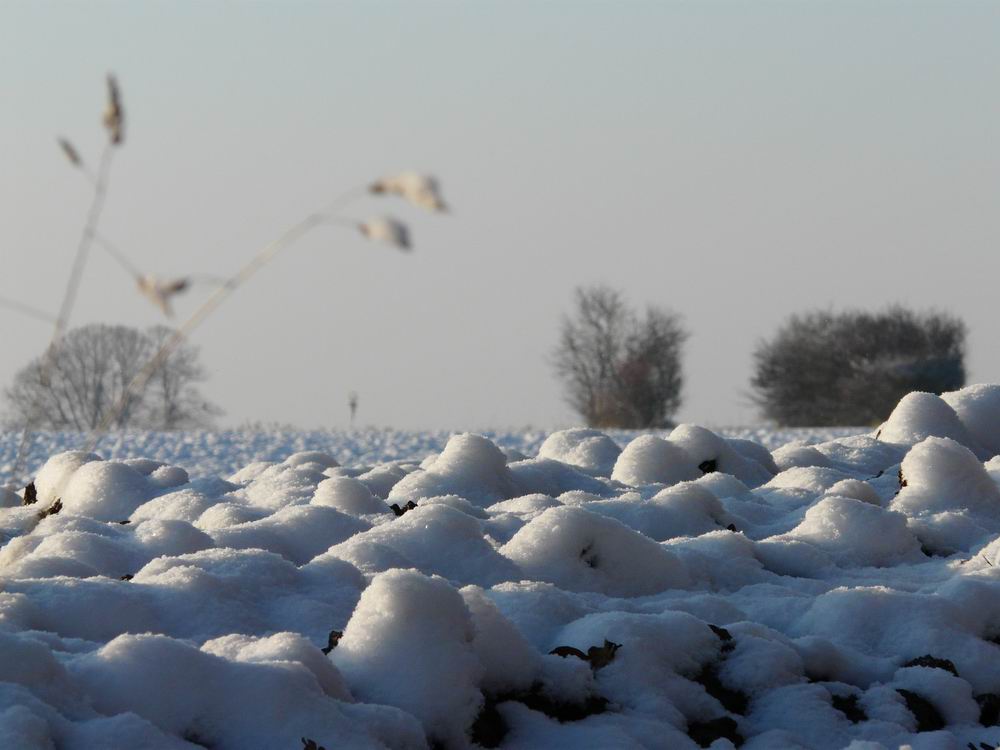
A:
[
  {"xmin": 11, "ymin": 143, "xmax": 115, "ymax": 481},
  {"xmin": 79, "ymin": 163, "xmax": 99, "ymax": 189},
  {"xmin": 53, "ymin": 143, "xmax": 114, "ymax": 343},
  {"xmin": 96, "ymin": 234, "xmax": 289, "ymax": 289},
  {"xmin": 322, "ymin": 215, "xmax": 363, "ymax": 231},
  {"xmin": 189, "ymin": 273, "xmax": 230, "ymax": 286},
  {"xmin": 84, "ymin": 186, "xmax": 368, "ymax": 450},
  {"xmin": 92, "ymin": 231, "xmax": 141, "ymax": 278},
  {"xmin": 0, "ymin": 296, "xmax": 56, "ymax": 324}
]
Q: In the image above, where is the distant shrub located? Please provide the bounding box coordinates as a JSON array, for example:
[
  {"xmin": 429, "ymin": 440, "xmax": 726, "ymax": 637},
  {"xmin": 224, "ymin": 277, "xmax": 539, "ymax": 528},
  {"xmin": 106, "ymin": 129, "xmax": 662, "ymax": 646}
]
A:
[
  {"xmin": 750, "ymin": 307, "xmax": 966, "ymax": 426},
  {"xmin": 552, "ymin": 286, "xmax": 687, "ymax": 429}
]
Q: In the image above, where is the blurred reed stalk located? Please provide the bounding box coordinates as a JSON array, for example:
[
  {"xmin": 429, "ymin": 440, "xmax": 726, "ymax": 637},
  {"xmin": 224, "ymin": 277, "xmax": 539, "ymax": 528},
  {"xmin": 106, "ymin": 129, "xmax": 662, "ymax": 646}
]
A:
[
  {"xmin": 0, "ymin": 296, "xmax": 56, "ymax": 324},
  {"xmin": 11, "ymin": 76, "xmax": 123, "ymax": 481},
  {"xmin": 83, "ymin": 188, "xmax": 378, "ymax": 450},
  {"xmin": 4, "ymin": 71, "xmax": 443, "ymax": 481}
]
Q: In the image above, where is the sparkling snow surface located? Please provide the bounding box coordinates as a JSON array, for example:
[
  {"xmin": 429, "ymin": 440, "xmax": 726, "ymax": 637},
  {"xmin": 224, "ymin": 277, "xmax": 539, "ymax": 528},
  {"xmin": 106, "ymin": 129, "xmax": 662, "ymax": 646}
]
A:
[
  {"xmin": 2, "ymin": 427, "xmax": 865, "ymax": 490},
  {"xmin": 3, "ymin": 390, "xmax": 1000, "ymax": 749}
]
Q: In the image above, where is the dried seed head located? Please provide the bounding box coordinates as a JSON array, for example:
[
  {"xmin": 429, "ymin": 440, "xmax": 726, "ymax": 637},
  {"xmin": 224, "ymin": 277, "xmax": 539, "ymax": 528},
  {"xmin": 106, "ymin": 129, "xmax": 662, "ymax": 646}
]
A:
[
  {"xmin": 370, "ymin": 172, "xmax": 447, "ymax": 213},
  {"xmin": 57, "ymin": 138, "xmax": 82, "ymax": 167},
  {"xmin": 358, "ymin": 217, "xmax": 411, "ymax": 251},
  {"xmin": 102, "ymin": 74, "xmax": 125, "ymax": 146},
  {"xmin": 137, "ymin": 275, "xmax": 189, "ymax": 317}
]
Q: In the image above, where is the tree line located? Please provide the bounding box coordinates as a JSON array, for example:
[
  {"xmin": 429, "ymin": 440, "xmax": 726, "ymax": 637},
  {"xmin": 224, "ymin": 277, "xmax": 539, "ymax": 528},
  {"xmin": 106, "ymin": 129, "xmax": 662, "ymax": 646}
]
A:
[
  {"xmin": 1, "ymin": 290, "xmax": 968, "ymax": 430},
  {"xmin": 552, "ymin": 285, "xmax": 966, "ymax": 428}
]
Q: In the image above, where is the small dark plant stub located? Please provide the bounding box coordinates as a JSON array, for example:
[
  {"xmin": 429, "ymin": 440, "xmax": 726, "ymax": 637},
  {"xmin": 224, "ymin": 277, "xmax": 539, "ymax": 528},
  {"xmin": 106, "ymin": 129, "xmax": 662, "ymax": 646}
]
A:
[
  {"xmin": 321, "ymin": 630, "xmax": 343, "ymax": 655},
  {"xmin": 549, "ymin": 639, "xmax": 621, "ymax": 671},
  {"xmin": 902, "ymin": 655, "xmax": 958, "ymax": 677},
  {"xmin": 709, "ymin": 624, "xmax": 735, "ymax": 654},
  {"xmin": 977, "ymin": 694, "xmax": 1000, "ymax": 726},
  {"xmin": 37, "ymin": 498, "xmax": 62, "ymax": 519},
  {"xmin": 470, "ymin": 681, "xmax": 610, "ymax": 747},
  {"xmin": 688, "ymin": 716, "xmax": 743, "ymax": 748},
  {"xmin": 390, "ymin": 501, "xmax": 418, "ymax": 517},
  {"xmin": 897, "ymin": 688, "xmax": 945, "ymax": 732},
  {"xmin": 831, "ymin": 693, "xmax": 867, "ymax": 724}
]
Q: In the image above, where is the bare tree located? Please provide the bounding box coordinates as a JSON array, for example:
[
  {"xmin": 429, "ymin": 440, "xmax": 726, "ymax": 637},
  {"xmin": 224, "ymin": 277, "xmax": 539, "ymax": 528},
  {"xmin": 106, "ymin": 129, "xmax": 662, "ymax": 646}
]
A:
[
  {"xmin": 3, "ymin": 323, "xmax": 221, "ymax": 430},
  {"xmin": 553, "ymin": 286, "xmax": 687, "ymax": 428},
  {"xmin": 143, "ymin": 326, "xmax": 223, "ymax": 429},
  {"xmin": 750, "ymin": 307, "xmax": 966, "ymax": 426}
]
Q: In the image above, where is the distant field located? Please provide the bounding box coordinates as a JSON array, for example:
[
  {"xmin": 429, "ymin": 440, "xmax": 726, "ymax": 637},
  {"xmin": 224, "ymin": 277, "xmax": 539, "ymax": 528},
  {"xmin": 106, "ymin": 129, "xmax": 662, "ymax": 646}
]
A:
[{"xmin": 1, "ymin": 426, "xmax": 868, "ymax": 484}]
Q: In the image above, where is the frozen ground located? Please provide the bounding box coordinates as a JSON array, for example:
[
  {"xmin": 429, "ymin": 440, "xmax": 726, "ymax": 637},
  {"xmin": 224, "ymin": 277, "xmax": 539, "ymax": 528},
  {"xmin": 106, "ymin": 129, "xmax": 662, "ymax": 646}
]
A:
[
  {"xmin": 3, "ymin": 391, "xmax": 1000, "ymax": 749},
  {"xmin": 1, "ymin": 426, "xmax": 866, "ymax": 488}
]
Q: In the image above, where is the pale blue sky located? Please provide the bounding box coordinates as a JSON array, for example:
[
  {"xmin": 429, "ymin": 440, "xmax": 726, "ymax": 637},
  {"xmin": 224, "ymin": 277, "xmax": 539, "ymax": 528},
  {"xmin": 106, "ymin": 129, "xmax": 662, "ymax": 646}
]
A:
[{"xmin": 2, "ymin": 1, "xmax": 999, "ymax": 429}]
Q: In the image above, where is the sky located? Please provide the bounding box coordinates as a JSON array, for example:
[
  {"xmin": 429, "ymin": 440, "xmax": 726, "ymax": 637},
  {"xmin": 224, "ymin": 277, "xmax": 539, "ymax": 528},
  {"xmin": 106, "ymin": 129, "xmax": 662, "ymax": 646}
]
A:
[{"xmin": 2, "ymin": 1, "xmax": 999, "ymax": 431}]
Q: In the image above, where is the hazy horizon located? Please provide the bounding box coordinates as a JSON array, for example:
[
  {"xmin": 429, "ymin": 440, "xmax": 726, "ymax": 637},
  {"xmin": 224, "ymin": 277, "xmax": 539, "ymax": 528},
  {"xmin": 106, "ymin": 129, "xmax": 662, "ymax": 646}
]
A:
[{"xmin": 3, "ymin": 1, "xmax": 999, "ymax": 430}]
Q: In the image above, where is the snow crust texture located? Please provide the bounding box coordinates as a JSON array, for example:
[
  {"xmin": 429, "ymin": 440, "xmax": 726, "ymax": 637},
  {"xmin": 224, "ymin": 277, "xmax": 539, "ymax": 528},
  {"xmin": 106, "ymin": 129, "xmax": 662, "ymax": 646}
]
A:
[{"xmin": 3, "ymin": 388, "xmax": 1000, "ymax": 748}]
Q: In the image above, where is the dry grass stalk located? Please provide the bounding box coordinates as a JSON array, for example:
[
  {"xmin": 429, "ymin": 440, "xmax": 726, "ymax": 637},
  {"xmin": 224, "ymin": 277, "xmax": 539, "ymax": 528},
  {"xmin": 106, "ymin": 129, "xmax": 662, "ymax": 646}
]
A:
[
  {"xmin": 4, "ymin": 75, "xmax": 447, "ymax": 474},
  {"xmin": 102, "ymin": 74, "xmax": 124, "ymax": 146},
  {"xmin": 0, "ymin": 296, "xmax": 55, "ymax": 324},
  {"xmin": 358, "ymin": 216, "xmax": 411, "ymax": 250},
  {"xmin": 12, "ymin": 76, "xmax": 123, "ymax": 479},
  {"xmin": 370, "ymin": 172, "xmax": 447, "ymax": 212},
  {"xmin": 57, "ymin": 138, "xmax": 81, "ymax": 167},
  {"xmin": 85, "ymin": 187, "xmax": 432, "ymax": 448},
  {"xmin": 136, "ymin": 275, "xmax": 190, "ymax": 317}
]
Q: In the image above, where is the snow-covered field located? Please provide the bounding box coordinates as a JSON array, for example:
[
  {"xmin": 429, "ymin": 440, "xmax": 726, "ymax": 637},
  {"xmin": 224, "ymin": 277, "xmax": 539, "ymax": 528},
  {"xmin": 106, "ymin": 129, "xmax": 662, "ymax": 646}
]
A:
[
  {"xmin": 2, "ymin": 426, "xmax": 865, "ymax": 489},
  {"xmin": 3, "ymin": 389, "xmax": 1000, "ymax": 749}
]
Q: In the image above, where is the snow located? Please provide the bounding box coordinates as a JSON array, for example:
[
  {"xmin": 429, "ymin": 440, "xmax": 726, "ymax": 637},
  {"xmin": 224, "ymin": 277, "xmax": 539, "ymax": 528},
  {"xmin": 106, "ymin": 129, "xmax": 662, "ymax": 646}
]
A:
[
  {"xmin": 331, "ymin": 569, "xmax": 483, "ymax": 747},
  {"xmin": 942, "ymin": 384, "xmax": 1000, "ymax": 459},
  {"xmin": 891, "ymin": 437, "xmax": 1000, "ymax": 553},
  {"xmin": 782, "ymin": 496, "xmax": 923, "ymax": 567},
  {"xmin": 500, "ymin": 505, "xmax": 692, "ymax": 596},
  {"xmin": 3, "ymin": 387, "xmax": 1000, "ymax": 748},
  {"xmin": 312, "ymin": 475, "xmax": 388, "ymax": 516},
  {"xmin": 611, "ymin": 434, "xmax": 701, "ymax": 486},
  {"xmin": 537, "ymin": 428, "xmax": 621, "ymax": 477},
  {"xmin": 388, "ymin": 433, "xmax": 520, "ymax": 508},
  {"xmin": 877, "ymin": 391, "xmax": 987, "ymax": 458}
]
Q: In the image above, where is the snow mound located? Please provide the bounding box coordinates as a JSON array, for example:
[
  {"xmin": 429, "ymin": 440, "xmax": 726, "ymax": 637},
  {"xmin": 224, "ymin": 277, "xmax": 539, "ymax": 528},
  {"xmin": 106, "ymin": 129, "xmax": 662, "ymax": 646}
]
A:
[
  {"xmin": 33, "ymin": 450, "xmax": 102, "ymax": 505},
  {"xmin": 500, "ymin": 505, "xmax": 691, "ymax": 596},
  {"xmin": 331, "ymin": 568, "xmax": 483, "ymax": 746},
  {"xmin": 611, "ymin": 435, "xmax": 700, "ymax": 487},
  {"xmin": 783, "ymin": 496, "xmax": 923, "ymax": 567},
  {"xmin": 283, "ymin": 450, "xmax": 340, "ymax": 471},
  {"xmin": 587, "ymin": 483, "xmax": 731, "ymax": 541},
  {"xmin": 328, "ymin": 502, "xmax": 520, "ymax": 586},
  {"xmin": 772, "ymin": 444, "xmax": 834, "ymax": 471},
  {"xmin": 311, "ymin": 475, "xmax": 387, "ymax": 516},
  {"xmin": 941, "ymin": 383, "xmax": 1000, "ymax": 459},
  {"xmin": 891, "ymin": 436, "xmax": 1000, "ymax": 552},
  {"xmin": 388, "ymin": 433, "xmax": 520, "ymax": 507},
  {"xmin": 877, "ymin": 391, "xmax": 987, "ymax": 458},
  {"xmin": 209, "ymin": 505, "xmax": 369, "ymax": 564},
  {"xmin": 70, "ymin": 632, "xmax": 424, "ymax": 749},
  {"xmin": 239, "ymin": 463, "xmax": 327, "ymax": 509},
  {"xmin": 552, "ymin": 609, "xmax": 722, "ymax": 723},
  {"xmin": 825, "ymin": 478, "xmax": 882, "ymax": 506},
  {"xmin": 60, "ymin": 460, "xmax": 158, "ymax": 521},
  {"xmin": 537, "ymin": 428, "xmax": 621, "ymax": 476},
  {"xmin": 460, "ymin": 585, "xmax": 541, "ymax": 694},
  {"xmin": 669, "ymin": 424, "xmax": 775, "ymax": 487}
]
